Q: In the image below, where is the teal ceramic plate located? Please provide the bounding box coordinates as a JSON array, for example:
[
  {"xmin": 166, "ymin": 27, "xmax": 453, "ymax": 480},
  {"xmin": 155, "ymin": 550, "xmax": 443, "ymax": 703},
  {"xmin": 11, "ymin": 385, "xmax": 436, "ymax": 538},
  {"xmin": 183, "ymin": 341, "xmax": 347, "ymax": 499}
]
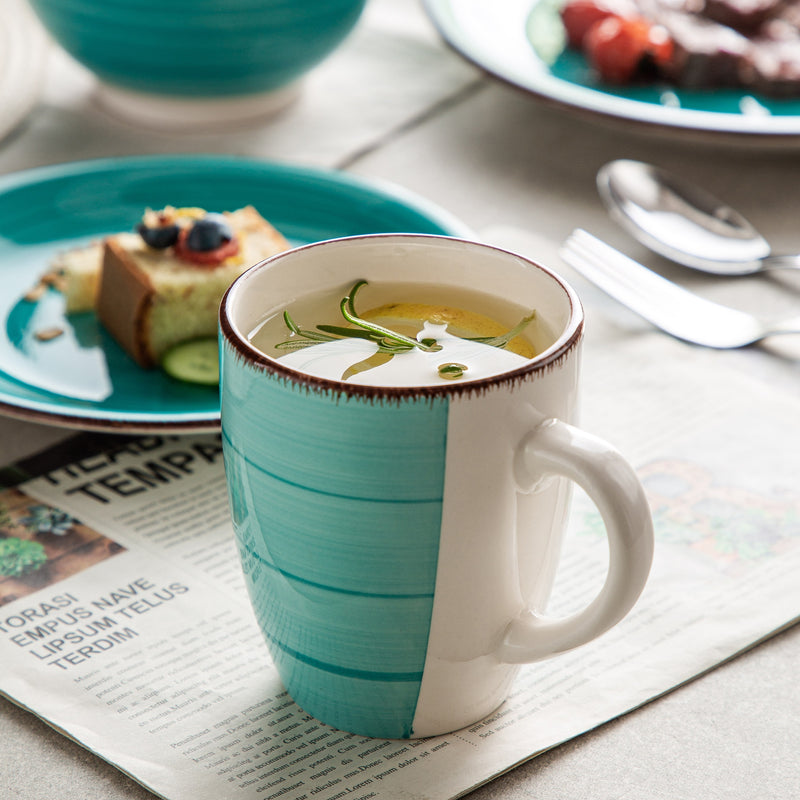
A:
[
  {"xmin": 424, "ymin": 0, "xmax": 800, "ymax": 143},
  {"xmin": 0, "ymin": 155, "xmax": 472, "ymax": 433}
]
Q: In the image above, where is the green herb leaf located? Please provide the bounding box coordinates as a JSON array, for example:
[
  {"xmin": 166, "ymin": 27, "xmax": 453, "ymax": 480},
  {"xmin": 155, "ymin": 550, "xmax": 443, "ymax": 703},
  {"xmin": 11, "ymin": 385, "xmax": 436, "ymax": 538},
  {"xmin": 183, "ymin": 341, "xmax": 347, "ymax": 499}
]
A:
[
  {"xmin": 438, "ymin": 362, "xmax": 468, "ymax": 380},
  {"xmin": 467, "ymin": 311, "xmax": 537, "ymax": 349},
  {"xmin": 276, "ymin": 281, "xmax": 537, "ymax": 361},
  {"xmin": 341, "ymin": 351, "xmax": 395, "ymax": 381},
  {"xmin": 339, "ymin": 294, "xmax": 443, "ymax": 352},
  {"xmin": 316, "ymin": 324, "xmax": 377, "ymax": 339}
]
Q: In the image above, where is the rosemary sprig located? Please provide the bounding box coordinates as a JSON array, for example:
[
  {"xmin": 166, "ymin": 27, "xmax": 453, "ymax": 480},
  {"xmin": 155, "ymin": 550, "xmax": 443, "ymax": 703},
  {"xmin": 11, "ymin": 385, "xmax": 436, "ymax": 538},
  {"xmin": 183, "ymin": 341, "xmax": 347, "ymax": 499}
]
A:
[
  {"xmin": 275, "ymin": 280, "xmax": 434, "ymax": 354},
  {"xmin": 466, "ymin": 310, "xmax": 537, "ymax": 349},
  {"xmin": 274, "ymin": 280, "xmax": 536, "ymax": 362},
  {"xmin": 280, "ymin": 311, "xmax": 336, "ymax": 342},
  {"xmin": 338, "ymin": 281, "xmax": 442, "ymax": 353},
  {"xmin": 273, "ymin": 315, "xmax": 333, "ymax": 350}
]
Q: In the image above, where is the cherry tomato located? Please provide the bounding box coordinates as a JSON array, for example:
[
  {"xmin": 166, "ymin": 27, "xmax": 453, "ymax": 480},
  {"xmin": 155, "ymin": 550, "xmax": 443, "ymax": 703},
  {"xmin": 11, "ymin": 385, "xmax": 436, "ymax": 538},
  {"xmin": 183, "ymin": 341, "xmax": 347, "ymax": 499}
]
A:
[
  {"xmin": 560, "ymin": 0, "xmax": 616, "ymax": 48},
  {"xmin": 584, "ymin": 15, "xmax": 661, "ymax": 83},
  {"xmin": 646, "ymin": 23, "xmax": 674, "ymax": 69}
]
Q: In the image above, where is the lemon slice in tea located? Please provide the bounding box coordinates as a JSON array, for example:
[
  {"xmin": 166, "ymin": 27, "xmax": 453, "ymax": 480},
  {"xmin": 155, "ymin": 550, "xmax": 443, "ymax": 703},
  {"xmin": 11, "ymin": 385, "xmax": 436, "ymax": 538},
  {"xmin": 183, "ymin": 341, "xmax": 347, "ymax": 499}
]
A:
[{"xmin": 360, "ymin": 302, "xmax": 536, "ymax": 358}]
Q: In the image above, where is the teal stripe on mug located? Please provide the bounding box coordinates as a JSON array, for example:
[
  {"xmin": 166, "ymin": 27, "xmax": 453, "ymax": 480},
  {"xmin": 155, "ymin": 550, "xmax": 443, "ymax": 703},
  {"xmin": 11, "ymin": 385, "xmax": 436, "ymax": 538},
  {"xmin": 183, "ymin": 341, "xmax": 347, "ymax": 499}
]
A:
[
  {"xmin": 223, "ymin": 440, "xmax": 444, "ymax": 596},
  {"xmin": 239, "ymin": 549, "xmax": 436, "ymax": 677},
  {"xmin": 223, "ymin": 363, "xmax": 448, "ymax": 502},
  {"xmin": 222, "ymin": 354, "xmax": 450, "ymax": 738}
]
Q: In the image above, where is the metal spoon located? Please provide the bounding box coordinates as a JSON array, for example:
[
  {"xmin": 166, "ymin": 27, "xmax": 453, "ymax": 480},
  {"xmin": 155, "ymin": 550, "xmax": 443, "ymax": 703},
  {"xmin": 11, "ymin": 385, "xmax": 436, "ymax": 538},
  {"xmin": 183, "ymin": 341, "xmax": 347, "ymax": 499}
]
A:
[{"xmin": 597, "ymin": 159, "xmax": 800, "ymax": 276}]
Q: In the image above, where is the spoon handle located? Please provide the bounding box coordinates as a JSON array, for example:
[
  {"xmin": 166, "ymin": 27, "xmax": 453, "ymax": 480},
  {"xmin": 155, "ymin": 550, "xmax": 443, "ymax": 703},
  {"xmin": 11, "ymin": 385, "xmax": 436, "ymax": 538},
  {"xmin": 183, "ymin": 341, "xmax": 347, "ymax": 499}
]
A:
[
  {"xmin": 762, "ymin": 254, "xmax": 800, "ymax": 271},
  {"xmin": 767, "ymin": 315, "xmax": 800, "ymax": 337}
]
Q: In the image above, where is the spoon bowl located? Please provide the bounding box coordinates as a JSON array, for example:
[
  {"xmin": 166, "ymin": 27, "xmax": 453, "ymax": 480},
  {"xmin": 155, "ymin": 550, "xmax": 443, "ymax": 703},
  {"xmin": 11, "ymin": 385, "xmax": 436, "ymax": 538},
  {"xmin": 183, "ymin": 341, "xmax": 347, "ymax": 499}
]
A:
[{"xmin": 597, "ymin": 159, "xmax": 800, "ymax": 275}]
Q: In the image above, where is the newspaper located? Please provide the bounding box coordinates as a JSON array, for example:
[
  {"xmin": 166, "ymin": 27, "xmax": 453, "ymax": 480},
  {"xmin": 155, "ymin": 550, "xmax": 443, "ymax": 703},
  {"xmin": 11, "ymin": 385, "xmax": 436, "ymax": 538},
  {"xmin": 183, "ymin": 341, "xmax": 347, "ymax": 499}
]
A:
[{"xmin": 1, "ymin": 326, "xmax": 799, "ymax": 800}]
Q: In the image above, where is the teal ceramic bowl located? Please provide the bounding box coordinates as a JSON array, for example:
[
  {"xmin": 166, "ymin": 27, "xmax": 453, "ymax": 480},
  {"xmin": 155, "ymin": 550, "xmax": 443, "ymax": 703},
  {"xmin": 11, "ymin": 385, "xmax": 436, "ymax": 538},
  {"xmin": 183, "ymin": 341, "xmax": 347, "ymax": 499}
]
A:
[{"xmin": 28, "ymin": 0, "xmax": 367, "ymax": 98}]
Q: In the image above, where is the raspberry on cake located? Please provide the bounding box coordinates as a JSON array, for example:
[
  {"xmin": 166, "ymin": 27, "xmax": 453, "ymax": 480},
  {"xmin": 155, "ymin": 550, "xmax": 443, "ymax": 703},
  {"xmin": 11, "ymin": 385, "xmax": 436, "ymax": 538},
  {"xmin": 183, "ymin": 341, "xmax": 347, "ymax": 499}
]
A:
[{"xmin": 96, "ymin": 205, "xmax": 289, "ymax": 368}]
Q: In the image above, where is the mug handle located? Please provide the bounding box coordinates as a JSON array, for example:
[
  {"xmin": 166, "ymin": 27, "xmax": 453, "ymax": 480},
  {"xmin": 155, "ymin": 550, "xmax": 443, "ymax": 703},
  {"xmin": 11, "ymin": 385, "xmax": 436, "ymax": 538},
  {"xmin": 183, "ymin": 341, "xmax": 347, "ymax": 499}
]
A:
[{"xmin": 498, "ymin": 418, "xmax": 654, "ymax": 664}]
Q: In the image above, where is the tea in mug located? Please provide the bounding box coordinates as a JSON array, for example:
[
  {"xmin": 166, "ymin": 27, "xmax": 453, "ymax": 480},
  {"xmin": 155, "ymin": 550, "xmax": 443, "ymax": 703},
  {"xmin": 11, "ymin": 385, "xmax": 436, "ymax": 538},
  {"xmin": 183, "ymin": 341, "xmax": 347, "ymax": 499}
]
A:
[{"xmin": 247, "ymin": 280, "xmax": 555, "ymax": 386}]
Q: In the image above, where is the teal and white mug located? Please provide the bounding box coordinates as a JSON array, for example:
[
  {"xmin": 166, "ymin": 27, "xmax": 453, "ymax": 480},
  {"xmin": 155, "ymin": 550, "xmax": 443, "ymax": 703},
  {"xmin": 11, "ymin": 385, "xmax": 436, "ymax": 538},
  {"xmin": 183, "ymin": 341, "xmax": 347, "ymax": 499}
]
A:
[{"xmin": 219, "ymin": 234, "xmax": 654, "ymax": 739}]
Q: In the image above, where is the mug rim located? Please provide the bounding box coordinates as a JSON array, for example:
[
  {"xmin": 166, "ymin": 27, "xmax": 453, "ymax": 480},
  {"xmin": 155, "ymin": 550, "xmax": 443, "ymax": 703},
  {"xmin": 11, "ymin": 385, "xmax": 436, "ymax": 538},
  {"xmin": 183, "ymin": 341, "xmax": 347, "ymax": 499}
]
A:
[{"xmin": 219, "ymin": 233, "xmax": 584, "ymax": 400}]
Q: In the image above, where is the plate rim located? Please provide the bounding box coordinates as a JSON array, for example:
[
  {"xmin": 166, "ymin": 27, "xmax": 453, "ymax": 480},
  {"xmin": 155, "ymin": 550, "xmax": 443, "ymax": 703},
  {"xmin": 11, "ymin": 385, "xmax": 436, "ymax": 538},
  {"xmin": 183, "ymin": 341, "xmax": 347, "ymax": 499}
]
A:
[
  {"xmin": 423, "ymin": 0, "xmax": 800, "ymax": 143},
  {"xmin": 0, "ymin": 153, "xmax": 474, "ymax": 433}
]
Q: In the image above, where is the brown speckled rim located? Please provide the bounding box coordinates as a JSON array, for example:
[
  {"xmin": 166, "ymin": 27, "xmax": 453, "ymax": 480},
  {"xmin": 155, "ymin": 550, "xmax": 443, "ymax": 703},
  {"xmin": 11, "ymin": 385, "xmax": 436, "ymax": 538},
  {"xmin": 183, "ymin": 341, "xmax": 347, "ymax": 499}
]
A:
[{"xmin": 219, "ymin": 233, "xmax": 584, "ymax": 401}]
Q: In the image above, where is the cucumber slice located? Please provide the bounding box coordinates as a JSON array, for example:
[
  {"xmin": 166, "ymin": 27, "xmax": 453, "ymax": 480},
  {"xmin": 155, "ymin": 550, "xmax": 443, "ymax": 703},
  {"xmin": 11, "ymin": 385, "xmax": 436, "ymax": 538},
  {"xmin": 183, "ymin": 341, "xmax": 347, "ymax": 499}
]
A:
[{"xmin": 162, "ymin": 338, "xmax": 219, "ymax": 385}]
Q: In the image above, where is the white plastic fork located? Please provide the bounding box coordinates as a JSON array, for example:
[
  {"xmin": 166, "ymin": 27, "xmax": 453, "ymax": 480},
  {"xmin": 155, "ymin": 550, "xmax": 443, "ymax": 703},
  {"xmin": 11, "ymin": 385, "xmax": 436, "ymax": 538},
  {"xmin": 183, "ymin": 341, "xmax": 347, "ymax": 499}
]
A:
[{"xmin": 559, "ymin": 229, "xmax": 800, "ymax": 349}]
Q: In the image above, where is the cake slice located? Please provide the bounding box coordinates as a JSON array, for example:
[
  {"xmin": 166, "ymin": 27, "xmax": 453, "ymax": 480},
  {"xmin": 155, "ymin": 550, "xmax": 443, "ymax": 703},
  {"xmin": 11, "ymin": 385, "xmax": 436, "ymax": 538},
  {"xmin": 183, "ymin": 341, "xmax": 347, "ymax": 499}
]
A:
[
  {"xmin": 37, "ymin": 241, "xmax": 104, "ymax": 313},
  {"xmin": 97, "ymin": 206, "xmax": 289, "ymax": 368}
]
